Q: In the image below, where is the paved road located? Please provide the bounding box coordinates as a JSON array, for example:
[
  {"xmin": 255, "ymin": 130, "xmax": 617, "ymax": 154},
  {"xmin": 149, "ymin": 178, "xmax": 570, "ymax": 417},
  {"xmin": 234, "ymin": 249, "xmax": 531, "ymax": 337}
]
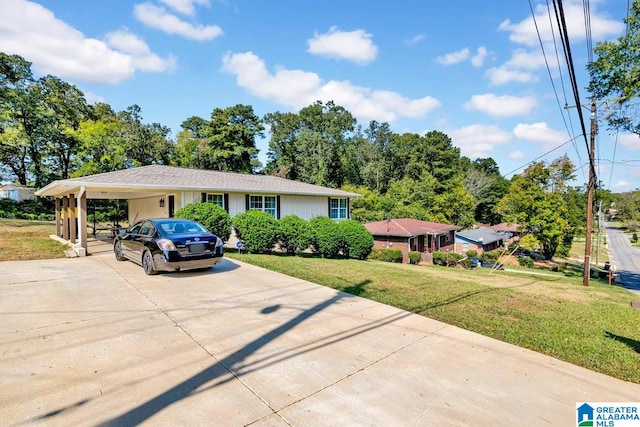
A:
[
  {"xmin": 1, "ymin": 247, "xmax": 640, "ymax": 426},
  {"xmin": 605, "ymin": 224, "xmax": 640, "ymax": 296}
]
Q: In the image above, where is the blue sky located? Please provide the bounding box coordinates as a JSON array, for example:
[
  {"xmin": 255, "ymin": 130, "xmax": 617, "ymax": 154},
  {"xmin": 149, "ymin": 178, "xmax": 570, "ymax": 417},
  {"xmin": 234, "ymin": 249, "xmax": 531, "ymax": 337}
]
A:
[{"xmin": 1, "ymin": 0, "xmax": 638, "ymax": 191}]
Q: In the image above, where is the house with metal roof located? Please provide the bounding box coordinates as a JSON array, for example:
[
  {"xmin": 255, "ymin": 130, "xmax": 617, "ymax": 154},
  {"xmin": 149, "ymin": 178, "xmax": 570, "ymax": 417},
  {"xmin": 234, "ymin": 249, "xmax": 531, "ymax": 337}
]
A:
[
  {"xmin": 364, "ymin": 218, "xmax": 460, "ymax": 263},
  {"xmin": 36, "ymin": 165, "xmax": 360, "ymax": 255},
  {"xmin": 454, "ymin": 227, "xmax": 505, "ymax": 255}
]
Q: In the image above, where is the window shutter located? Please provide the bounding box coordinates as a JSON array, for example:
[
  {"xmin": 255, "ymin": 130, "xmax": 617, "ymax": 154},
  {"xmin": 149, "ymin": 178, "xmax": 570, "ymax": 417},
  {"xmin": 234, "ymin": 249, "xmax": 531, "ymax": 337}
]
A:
[
  {"xmin": 201, "ymin": 192, "xmax": 206, "ymax": 203},
  {"xmin": 328, "ymin": 197, "xmax": 331, "ymax": 217},
  {"xmin": 276, "ymin": 195, "xmax": 281, "ymax": 219},
  {"xmin": 245, "ymin": 194, "xmax": 250, "ymax": 211},
  {"xmin": 347, "ymin": 198, "xmax": 350, "ymax": 219},
  {"xmin": 224, "ymin": 194, "xmax": 229, "ymax": 213}
]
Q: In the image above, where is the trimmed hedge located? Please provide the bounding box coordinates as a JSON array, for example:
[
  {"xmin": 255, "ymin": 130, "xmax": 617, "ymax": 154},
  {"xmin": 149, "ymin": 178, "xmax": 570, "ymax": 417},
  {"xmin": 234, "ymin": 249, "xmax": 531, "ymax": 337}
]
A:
[
  {"xmin": 278, "ymin": 214, "xmax": 314, "ymax": 254},
  {"xmin": 408, "ymin": 251, "xmax": 421, "ymax": 264},
  {"xmin": 518, "ymin": 256, "xmax": 534, "ymax": 268},
  {"xmin": 338, "ymin": 219, "xmax": 374, "ymax": 260},
  {"xmin": 309, "ymin": 216, "xmax": 343, "ymax": 258},
  {"xmin": 174, "ymin": 202, "xmax": 231, "ymax": 241},
  {"xmin": 369, "ymin": 248, "xmax": 403, "ymax": 263},
  {"xmin": 432, "ymin": 251, "xmax": 463, "ymax": 267},
  {"xmin": 233, "ymin": 210, "xmax": 279, "ymax": 253},
  {"xmin": 481, "ymin": 250, "xmax": 500, "ymax": 263}
]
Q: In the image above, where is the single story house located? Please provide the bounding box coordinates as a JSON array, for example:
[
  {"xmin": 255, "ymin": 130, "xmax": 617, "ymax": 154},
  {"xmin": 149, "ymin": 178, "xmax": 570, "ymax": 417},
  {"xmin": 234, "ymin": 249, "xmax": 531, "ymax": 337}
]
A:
[
  {"xmin": 364, "ymin": 218, "xmax": 460, "ymax": 263},
  {"xmin": 0, "ymin": 184, "xmax": 35, "ymax": 202},
  {"xmin": 488, "ymin": 223, "xmax": 523, "ymax": 245},
  {"xmin": 35, "ymin": 165, "xmax": 360, "ymax": 256},
  {"xmin": 454, "ymin": 227, "xmax": 505, "ymax": 255}
]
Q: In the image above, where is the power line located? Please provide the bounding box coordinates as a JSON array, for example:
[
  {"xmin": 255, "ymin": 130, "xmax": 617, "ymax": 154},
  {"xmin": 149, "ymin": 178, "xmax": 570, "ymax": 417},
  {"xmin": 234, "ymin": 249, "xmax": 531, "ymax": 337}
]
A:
[{"xmin": 502, "ymin": 134, "xmax": 584, "ymax": 178}]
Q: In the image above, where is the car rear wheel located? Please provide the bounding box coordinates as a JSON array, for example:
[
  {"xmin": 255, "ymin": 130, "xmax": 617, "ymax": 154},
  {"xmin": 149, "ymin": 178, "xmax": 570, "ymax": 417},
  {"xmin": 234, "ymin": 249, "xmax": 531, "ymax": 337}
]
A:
[
  {"xmin": 142, "ymin": 251, "xmax": 157, "ymax": 275},
  {"xmin": 114, "ymin": 240, "xmax": 126, "ymax": 261}
]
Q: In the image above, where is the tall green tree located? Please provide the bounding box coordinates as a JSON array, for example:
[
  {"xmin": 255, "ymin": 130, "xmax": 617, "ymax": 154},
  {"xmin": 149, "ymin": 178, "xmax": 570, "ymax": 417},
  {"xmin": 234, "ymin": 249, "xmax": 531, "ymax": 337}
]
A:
[
  {"xmin": 118, "ymin": 104, "xmax": 174, "ymax": 167},
  {"xmin": 588, "ymin": 0, "xmax": 640, "ymax": 134}
]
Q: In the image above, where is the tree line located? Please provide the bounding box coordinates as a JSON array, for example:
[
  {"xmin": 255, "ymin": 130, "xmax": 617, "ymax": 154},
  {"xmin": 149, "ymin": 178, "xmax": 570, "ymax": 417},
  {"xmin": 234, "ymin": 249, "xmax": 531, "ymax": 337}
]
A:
[{"xmin": 1, "ymin": 51, "xmax": 597, "ymax": 258}]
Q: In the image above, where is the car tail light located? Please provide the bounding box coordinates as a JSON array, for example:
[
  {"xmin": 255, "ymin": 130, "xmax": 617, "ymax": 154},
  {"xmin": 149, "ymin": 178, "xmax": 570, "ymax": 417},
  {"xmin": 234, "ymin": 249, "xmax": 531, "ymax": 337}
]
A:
[
  {"xmin": 157, "ymin": 239, "xmax": 177, "ymax": 251},
  {"xmin": 214, "ymin": 237, "xmax": 223, "ymax": 248}
]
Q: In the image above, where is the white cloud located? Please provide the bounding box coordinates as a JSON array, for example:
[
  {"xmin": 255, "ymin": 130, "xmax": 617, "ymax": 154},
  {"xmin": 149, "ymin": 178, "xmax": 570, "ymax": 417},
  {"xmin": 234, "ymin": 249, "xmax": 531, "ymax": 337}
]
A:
[
  {"xmin": 513, "ymin": 122, "xmax": 567, "ymax": 147},
  {"xmin": 0, "ymin": 0, "xmax": 174, "ymax": 84},
  {"xmin": 464, "ymin": 93, "xmax": 538, "ymax": 118},
  {"xmin": 435, "ymin": 48, "xmax": 470, "ymax": 65},
  {"xmin": 498, "ymin": 1, "xmax": 623, "ymax": 47},
  {"xmin": 307, "ymin": 26, "xmax": 378, "ymax": 65},
  {"xmin": 471, "ymin": 47, "xmax": 489, "ymax": 67},
  {"xmin": 509, "ymin": 150, "xmax": 525, "ymax": 159},
  {"xmin": 485, "ymin": 65, "xmax": 538, "ymax": 85},
  {"xmin": 159, "ymin": 0, "xmax": 210, "ymax": 16},
  {"xmin": 134, "ymin": 2, "xmax": 222, "ymax": 41},
  {"xmin": 221, "ymin": 51, "xmax": 440, "ymax": 123},
  {"xmin": 618, "ymin": 133, "xmax": 640, "ymax": 151},
  {"xmin": 505, "ymin": 49, "xmax": 546, "ymax": 69},
  {"xmin": 406, "ymin": 33, "xmax": 425, "ymax": 45},
  {"xmin": 83, "ymin": 91, "xmax": 105, "ymax": 104},
  {"xmin": 447, "ymin": 124, "xmax": 512, "ymax": 158},
  {"xmin": 612, "ymin": 180, "xmax": 632, "ymax": 190}
]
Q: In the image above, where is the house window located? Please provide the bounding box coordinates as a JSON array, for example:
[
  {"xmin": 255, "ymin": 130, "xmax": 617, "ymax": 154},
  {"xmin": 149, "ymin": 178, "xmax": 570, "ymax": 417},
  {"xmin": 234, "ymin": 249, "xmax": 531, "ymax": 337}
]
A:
[
  {"xmin": 250, "ymin": 195, "xmax": 277, "ymax": 217},
  {"xmin": 330, "ymin": 198, "xmax": 348, "ymax": 220},
  {"xmin": 206, "ymin": 193, "xmax": 224, "ymax": 208}
]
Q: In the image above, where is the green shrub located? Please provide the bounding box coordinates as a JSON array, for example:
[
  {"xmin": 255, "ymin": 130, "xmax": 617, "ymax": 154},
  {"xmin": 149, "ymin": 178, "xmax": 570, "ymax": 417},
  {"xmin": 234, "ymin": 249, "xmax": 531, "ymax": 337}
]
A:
[
  {"xmin": 175, "ymin": 202, "xmax": 232, "ymax": 241},
  {"xmin": 233, "ymin": 210, "xmax": 278, "ymax": 253},
  {"xmin": 432, "ymin": 251, "xmax": 462, "ymax": 267},
  {"xmin": 369, "ymin": 248, "xmax": 403, "ymax": 263},
  {"xmin": 278, "ymin": 215, "xmax": 314, "ymax": 254},
  {"xmin": 309, "ymin": 216, "xmax": 343, "ymax": 258},
  {"xmin": 408, "ymin": 251, "xmax": 421, "ymax": 264},
  {"xmin": 465, "ymin": 249, "xmax": 478, "ymax": 258},
  {"xmin": 518, "ymin": 256, "xmax": 534, "ymax": 268},
  {"xmin": 338, "ymin": 220, "xmax": 374, "ymax": 260},
  {"xmin": 481, "ymin": 251, "xmax": 500, "ymax": 262},
  {"xmin": 459, "ymin": 258, "xmax": 474, "ymax": 269},
  {"xmin": 555, "ymin": 244, "xmax": 570, "ymax": 258}
]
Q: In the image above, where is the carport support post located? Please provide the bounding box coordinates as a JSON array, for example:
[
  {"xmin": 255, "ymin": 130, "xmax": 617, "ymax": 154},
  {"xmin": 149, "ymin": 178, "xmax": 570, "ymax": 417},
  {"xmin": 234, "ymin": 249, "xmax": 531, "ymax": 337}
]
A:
[
  {"xmin": 69, "ymin": 194, "xmax": 76, "ymax": 244},
  {"xmin": 55, "ymin": 198, "xmax": 61, "ymax": 237},
  {"xmin": 78, "ymin": 189, "xmax": 87, "ymax": 254},
  {"xmin": 62, "ymin": 196, "xmax": 70, "ymax": 241}
]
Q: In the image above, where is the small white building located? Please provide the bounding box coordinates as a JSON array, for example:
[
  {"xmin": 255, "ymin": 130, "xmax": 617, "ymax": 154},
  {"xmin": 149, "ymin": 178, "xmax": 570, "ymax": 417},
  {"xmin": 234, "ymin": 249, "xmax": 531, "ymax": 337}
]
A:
[{"xmin": 0, "ymin": 184, "xmax": 36, "ymax": 202}]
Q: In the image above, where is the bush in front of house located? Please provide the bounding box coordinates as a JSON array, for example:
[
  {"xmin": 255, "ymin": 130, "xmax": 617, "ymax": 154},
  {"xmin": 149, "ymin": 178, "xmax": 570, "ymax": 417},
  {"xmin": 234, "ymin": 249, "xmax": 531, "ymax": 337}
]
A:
[
  {"xmin": 481, "ymin": 250, "xmax": 500, "ymax": 263},
  {"xmin": 408, "ymin": 251, "xmax": 421, "ymax": 264},
  {"xmin": 278, "ymin": 214, "xmax": 314, "ymax": 254},
  {"xmin": 518, "ymin": 256, "xmax": 534, "ymax": 268},
  {"xmin": 369, "ymin": 248, "xmax": 403, "ymax": 263},
  {"xmin": 338, "ymin": 219, "xmax": 374, "ymax": 260},
  {"xmin": 466, "ymin": 249, "xmax": 478, "ymax": 258},
  {"xmin": 309, "ymin": 215, "xmax": 343, "ymax": 258},
  {"xmin": 233, "ymin": 210, "xmax": 278, "ymax": 253},
  {"xmin": 432, "ymin": 251, "xmax": 462, "ymax": 267},
  {"xmin": 175, "ymin": 202, "xmax": 232, "ymax": 241}
]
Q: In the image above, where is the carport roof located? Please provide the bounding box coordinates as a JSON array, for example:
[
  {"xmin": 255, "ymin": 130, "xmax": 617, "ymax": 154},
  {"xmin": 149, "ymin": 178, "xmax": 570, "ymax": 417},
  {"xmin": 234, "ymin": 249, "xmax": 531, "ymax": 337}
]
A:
[{"xmin": 35, "ymin": 165, "xmax": 361, "ymax": 199}]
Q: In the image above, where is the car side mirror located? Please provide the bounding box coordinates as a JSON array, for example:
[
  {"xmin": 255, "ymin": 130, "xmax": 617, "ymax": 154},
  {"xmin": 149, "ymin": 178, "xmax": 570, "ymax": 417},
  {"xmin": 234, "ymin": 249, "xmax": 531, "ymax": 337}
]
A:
[{"xmin": 118, "ymin": 228, "xmax": 127, "ymax": 235}]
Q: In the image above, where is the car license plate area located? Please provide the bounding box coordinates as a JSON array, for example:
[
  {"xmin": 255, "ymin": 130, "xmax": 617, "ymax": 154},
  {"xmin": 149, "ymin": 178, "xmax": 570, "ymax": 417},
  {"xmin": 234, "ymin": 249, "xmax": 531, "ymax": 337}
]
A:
[{"xmin": 188, "ymin": 243, "xmax": 206, "ymax": 253}]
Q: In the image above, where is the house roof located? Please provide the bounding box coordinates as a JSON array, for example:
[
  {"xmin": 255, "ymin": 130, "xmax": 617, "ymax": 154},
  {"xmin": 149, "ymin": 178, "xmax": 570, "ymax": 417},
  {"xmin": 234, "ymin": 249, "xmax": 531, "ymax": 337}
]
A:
[
  {"xmin": 488, "ymin": 223, "xmax": 521, "ymax": 233},
  {"xmin": 35, "ymin": 165, "xmax": 361, "ymax": 199},
  {"xmin": 364, "ymin": 218, "xmax": 459, "ymax": 237},
  {"xmin": 456, "ymin": 227, "xmax": 504, "ymax": 245}
]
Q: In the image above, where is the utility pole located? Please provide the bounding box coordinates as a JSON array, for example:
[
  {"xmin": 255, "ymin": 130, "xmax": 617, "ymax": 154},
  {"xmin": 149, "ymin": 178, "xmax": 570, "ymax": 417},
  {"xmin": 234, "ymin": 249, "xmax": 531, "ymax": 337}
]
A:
[{"xmin": 583, "ymin": 99, "xmax": 597, "ymax": 286}]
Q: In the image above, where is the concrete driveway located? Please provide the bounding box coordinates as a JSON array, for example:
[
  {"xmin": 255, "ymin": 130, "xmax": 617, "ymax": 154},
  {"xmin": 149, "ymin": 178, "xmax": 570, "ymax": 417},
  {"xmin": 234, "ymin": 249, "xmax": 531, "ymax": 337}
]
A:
[{"xmin": 1, "ymin": 248, "xmax": 639, "ymax": 426}]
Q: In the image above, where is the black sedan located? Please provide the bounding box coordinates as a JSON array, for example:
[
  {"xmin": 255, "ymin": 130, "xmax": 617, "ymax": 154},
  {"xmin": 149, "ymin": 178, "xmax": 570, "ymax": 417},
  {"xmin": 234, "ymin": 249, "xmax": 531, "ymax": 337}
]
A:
[{"xmin": 114, "ymin": 218, "xmax": 224, "ymax": 275}]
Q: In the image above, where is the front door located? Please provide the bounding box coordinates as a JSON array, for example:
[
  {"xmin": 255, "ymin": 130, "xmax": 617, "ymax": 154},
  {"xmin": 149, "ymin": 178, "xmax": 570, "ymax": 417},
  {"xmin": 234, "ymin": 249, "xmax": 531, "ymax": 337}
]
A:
[{"xmin": 168, "ymin": 195, "xmax": 175, "ymax": 218}]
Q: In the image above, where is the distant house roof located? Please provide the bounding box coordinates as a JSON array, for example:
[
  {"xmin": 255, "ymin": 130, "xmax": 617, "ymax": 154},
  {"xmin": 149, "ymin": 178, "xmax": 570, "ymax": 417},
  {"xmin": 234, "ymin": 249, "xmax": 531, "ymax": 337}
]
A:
[
  {"xmin": 456, "ymin": 227, "xmax": 504, "ymax": 245},
  {"xmin": 364, "ymin": 218, "xmax": 459, "ymax": 238},
  {"xmin": 35, "ymin": 165, "xmax": 361, "ymax": 199},
  {"xmin": 488, "ymin": 223, "xmax": 521, "ymax": 233}
]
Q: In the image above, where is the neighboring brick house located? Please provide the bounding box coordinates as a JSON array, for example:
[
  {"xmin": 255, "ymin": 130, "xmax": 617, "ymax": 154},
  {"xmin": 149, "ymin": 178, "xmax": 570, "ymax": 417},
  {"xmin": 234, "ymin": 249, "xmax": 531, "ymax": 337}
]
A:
[
  {"xmin": 454, "ymin": 227, "xmax": 505, "ymax": 255},
  {"xmin": 364, "ymin": 218, "xmax": 459, "ymax": 263}
]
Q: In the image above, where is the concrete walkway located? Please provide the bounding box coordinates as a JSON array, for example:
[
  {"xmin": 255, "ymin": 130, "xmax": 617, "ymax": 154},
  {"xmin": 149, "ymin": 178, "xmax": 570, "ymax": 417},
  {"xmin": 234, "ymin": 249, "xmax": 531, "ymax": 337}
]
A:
[{"xmin": 1, "ymin": 250, "xmax": 639, "ymax": 426}]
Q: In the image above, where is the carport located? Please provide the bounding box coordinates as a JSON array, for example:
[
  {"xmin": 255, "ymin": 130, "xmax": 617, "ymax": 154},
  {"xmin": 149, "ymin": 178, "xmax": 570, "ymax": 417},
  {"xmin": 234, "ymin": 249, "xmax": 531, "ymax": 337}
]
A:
[{"xmin": 35, "ymin": 176, "xmax": 170, "ymax": 256}]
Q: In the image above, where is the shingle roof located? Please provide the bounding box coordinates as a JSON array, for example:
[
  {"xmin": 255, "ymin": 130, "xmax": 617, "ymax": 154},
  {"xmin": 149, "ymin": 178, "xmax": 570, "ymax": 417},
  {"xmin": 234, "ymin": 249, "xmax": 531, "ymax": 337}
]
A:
[
  {"xmin": 36, "ymin": 165, "xmax": 361, "ymax": 198},
  {"xmin": 456, "ymin": 227, "xmax": 504, "ymax": 245},
  {"xmin": 364, "ymin": 218, "xmax": 459, "ymax": 237}
]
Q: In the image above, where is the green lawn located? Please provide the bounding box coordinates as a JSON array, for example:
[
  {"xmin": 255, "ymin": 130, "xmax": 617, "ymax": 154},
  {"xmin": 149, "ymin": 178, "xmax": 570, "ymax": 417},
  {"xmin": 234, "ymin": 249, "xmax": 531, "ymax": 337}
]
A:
[
  {"xmin": 227, "ymin": 251, "xmax": 640, "ymax": 384},
  {"xmin": 0, "ymin": 219, "xmax": 68, "ymax": 261}
]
